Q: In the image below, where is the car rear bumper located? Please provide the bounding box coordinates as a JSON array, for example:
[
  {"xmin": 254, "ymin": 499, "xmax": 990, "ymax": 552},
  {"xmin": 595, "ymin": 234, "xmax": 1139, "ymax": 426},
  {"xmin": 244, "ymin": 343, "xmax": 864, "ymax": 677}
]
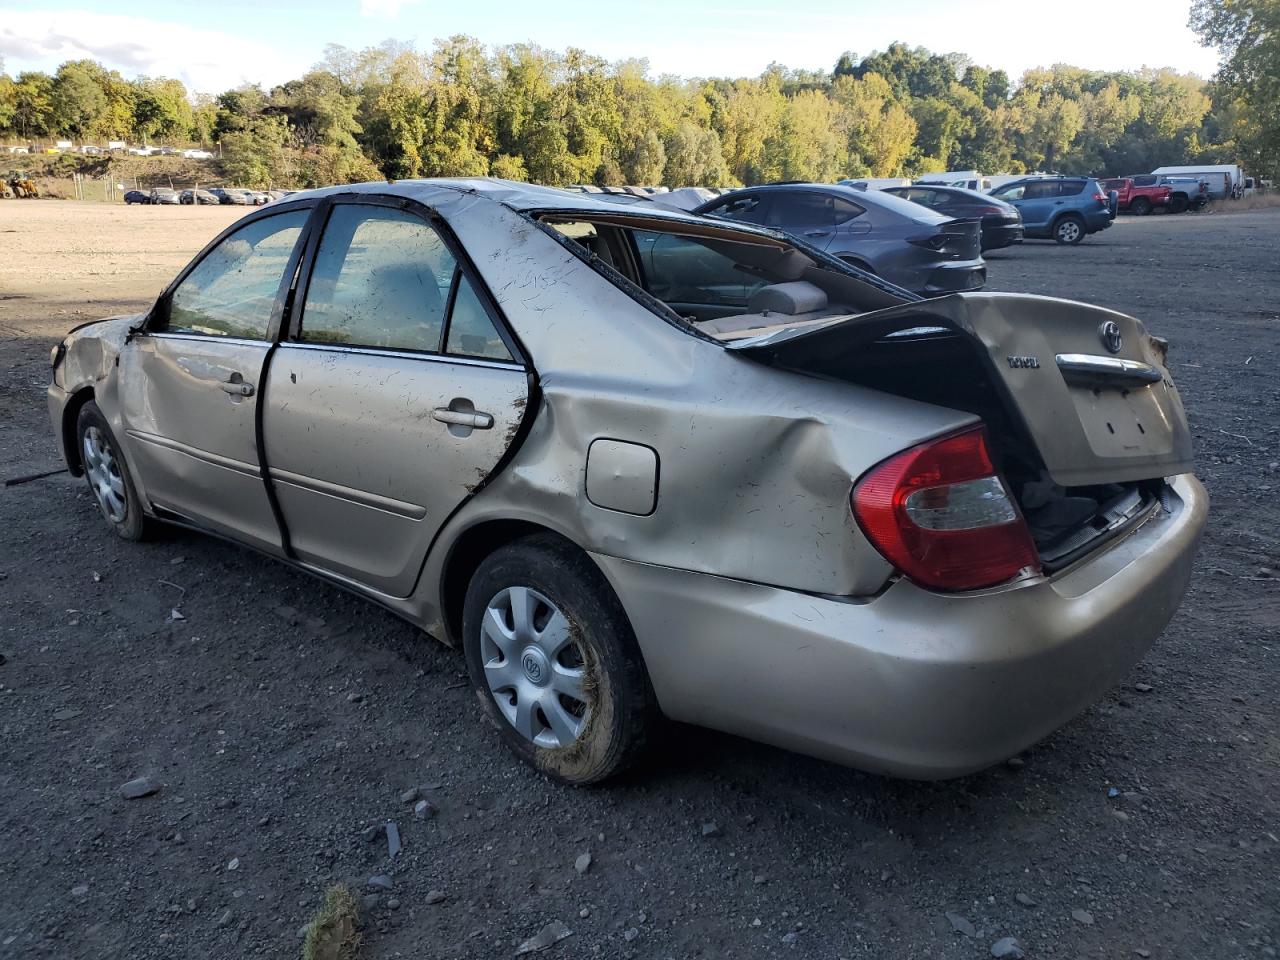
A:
[
  {"xmin": 593, "ymin": 473, "xmax": 1206, "ymax": 779},
  {"xmin": 922, "ymin": 261, "xmax": 986, "ymax": 294},
  {"xmin": 981, "ymin": 222, "xmax": 1023, "ymax": 250}
]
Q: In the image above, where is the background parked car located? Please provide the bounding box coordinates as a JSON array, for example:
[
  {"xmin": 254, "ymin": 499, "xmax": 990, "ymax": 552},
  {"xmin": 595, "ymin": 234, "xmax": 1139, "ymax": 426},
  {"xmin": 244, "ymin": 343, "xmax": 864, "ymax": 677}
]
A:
[
  {"xmin": 123, "ymin": 190, "xmax": 150, "ymax": 205},
  {"xmin": 1100, "ymin": 177, "xmax": 1172, "ymax": 216},
  {"xmin": 694, "ymin": 182, "xmax": 986, "ymax": 296},
  {"xmin": 882, "ymin": 184, "xmax": 1023, "ymax": 251},
  {"xmin": 209, "ymin": 188, "xmax": 252, "ymax": 205},
  {"xmin": 148, "ymin": 188, "xmax": 180, "ymax": 205},
  {"xmin": 179, "ymin": 188, "xmax": 220, "ymax": 205},
  {"xmin": 1127, "ymin": 175, "xmax": 1207, "ymax": 213},
  {"xmin": 988, "ymin": 176, "xmax": 1115, "ymax": 245}
]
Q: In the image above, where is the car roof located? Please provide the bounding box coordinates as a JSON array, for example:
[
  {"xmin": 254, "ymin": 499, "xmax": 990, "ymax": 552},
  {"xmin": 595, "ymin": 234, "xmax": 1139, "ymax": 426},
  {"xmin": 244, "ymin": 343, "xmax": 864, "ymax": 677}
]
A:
[
  {"xmin": 697, "ymin": 181, "xmax": 948, "ymax": 224},
  {"xmin": 886, "ymin": 184, "xmax": 994, "ymax": 200},
  {"xmin": 281, "ymin": 177, "xmax": 721, "ymax": 228}
]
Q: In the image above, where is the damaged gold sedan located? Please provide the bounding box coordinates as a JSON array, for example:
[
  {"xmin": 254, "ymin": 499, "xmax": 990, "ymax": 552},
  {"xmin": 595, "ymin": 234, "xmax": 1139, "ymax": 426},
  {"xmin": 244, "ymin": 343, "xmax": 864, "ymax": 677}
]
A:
[{"xmin": 48, "ymin": 179, "xmax": 1207, "ymax": 783}]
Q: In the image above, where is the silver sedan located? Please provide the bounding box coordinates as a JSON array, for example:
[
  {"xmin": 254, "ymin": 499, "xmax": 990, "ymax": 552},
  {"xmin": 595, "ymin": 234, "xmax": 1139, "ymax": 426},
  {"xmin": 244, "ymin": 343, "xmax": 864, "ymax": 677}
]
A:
[{"xmin": 48, "ymin": 179, "xmax": 1207, "ymax": 784}]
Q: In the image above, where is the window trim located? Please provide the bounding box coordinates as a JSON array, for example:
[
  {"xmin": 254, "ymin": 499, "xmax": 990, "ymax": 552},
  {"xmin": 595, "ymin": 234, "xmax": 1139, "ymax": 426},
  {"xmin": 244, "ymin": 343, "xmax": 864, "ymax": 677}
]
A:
[
  {"xmin": 144, "ymin": 198, "xmax": 320, "ymax": 342},
  {"xmin": 286, "ymin": 194, "xmax": 526, "ymax": 368}
]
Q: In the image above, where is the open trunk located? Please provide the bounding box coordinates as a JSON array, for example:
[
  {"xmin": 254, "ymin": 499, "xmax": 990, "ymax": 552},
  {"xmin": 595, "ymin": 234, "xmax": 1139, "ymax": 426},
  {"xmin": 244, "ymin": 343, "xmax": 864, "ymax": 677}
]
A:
[{"xmin": 729, "ymin": 292, "xmax": 1194, "ymax": 569}]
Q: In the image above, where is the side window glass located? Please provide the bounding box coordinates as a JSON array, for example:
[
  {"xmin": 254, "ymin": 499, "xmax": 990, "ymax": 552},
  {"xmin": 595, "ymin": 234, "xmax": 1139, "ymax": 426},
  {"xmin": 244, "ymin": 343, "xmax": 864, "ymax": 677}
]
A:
[
  {"xmin": 167, "ymin": 211, "xmax": 307, "ymax": 339},
  {"xmin": 445, "ymin": 273, "xmax": 514, "ymax": 362},
  {"xmin": 301, "ymin": 205, "xmax": 454, "ymax": 352},
  {"xmin": 994, "ymin": 183, "xmax": 1025, "ymax": 201},
  {"xmin": 1061, "ymin": 180, "xmax": 1086, "ymax": 196},
  {"xmin": 832, "ymin": 197, "xmax": 865, "ymax": 222},
  {"xmin": 715, "ymin": 195, "xmax": 767, "ymax": 224},
  {"xmin": 766, "ymin": 193, "xmax": 836, "ymax": 230}
]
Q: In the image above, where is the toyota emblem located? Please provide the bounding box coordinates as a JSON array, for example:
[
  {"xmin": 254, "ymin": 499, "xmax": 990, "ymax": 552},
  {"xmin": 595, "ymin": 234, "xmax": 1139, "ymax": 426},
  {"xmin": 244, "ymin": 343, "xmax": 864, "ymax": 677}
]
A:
[{"xmin": 1098, "ymin": 320, "xmax": 1123, "ymax": 354}]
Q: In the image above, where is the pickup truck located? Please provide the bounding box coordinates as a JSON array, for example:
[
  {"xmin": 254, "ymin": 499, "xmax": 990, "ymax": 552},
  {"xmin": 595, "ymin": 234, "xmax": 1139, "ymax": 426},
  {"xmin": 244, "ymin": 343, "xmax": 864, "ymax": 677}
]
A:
[
  {"xmin": 1100, "ymin": 177, "xmax": 1171, "ymax": 216},
  {"xmin": 1125, "ymin": 174, "xmax": 1208, "ymax": 213}
]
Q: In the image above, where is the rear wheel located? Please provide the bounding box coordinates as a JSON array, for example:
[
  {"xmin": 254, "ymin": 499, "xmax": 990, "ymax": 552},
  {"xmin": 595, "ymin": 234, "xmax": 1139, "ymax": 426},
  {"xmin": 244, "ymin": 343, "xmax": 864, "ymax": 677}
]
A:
[
  {"xmin": 75, "ymin": 402, "xmax": 155, "ymax": 541},
  {"xmin": 1130, "ymin": 197, "xmax": 1152, "ymax": 216},
  {"xmin": 1053, "ymin": 215, "xmax": 1085, "ymax": 245},
  {"xmin": 462, "ymin": 534, "xmax": 657, "ymax": 785},
  {"xmin": 1169, "ymin": 195, "xmax": 1188, "ymax": 214}
]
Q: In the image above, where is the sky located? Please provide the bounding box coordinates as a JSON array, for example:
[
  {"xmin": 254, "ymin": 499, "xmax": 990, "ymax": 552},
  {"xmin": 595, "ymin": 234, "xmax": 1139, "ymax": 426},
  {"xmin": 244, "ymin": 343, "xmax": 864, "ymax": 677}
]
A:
[{"xmin": 0, "ymin": 0, "xmax": 1222, "ymax": 95}]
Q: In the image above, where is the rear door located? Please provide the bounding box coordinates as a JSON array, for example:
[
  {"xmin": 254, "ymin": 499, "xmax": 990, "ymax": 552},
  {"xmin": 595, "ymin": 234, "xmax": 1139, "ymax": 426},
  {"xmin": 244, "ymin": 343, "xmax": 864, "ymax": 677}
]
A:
[
  {"xmin": 120, "ymin": 206, "xmax": 313, "ymax": 552},
  {"xmin": 763, "ymin": 190, "xmax": 839, "ymax": 248},
  {"xmin": 261, "ymin": 197, "xmax": 529, "ymax": 597}
]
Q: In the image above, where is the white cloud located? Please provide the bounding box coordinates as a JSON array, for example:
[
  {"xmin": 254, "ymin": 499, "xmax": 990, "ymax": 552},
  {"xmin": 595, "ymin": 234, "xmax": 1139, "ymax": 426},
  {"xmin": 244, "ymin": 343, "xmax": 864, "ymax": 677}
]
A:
[
  {"xmin": 0, "ymin": 8, "xmax": 312, "ymax": 94},
  {"xmin": 359, "ymin": 0, "xmax": 424, "ymax": 17}
]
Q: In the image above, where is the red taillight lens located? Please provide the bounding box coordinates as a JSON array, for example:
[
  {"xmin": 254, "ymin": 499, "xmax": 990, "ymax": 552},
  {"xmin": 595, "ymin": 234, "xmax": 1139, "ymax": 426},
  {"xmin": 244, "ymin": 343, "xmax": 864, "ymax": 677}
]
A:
[
  {"xmin": 852, "ymin": 427, "xmax": 1041, "ymax": 592},
  {"xmin": 1093, "ymin": 192, "xmax": 1108, "ymax": 202}
]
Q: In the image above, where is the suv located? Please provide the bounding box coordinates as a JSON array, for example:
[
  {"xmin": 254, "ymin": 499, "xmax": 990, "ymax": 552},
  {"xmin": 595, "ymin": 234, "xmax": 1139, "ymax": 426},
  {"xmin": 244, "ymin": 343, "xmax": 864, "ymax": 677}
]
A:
[
  {"xmin": 694, "ymin": 183, "xmax": 986, "ymax": 295},
  {"xmin": 987, "ymin": 177, "xmax": 1115, "ymax": 244}
]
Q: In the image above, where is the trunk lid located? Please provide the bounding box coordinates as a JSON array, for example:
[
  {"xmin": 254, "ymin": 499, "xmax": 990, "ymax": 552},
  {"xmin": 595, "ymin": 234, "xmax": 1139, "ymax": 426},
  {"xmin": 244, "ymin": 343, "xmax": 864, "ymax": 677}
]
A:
[{"xmin": 728, "ymin": 292, "xmax": 1193, "ymax": 487}]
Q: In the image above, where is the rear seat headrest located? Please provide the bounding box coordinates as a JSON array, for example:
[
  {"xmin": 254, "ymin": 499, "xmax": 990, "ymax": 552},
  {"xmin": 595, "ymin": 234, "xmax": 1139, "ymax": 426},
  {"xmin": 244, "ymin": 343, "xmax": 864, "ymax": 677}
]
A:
[{"xmin": 747, "ymin": 281, "xmax": 828, "ymax": 315}]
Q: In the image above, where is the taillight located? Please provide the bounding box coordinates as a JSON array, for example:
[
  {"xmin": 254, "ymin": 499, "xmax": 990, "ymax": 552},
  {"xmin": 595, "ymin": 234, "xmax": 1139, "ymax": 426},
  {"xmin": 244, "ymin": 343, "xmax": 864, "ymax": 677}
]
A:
[
  {"xmin": 907, "ymin": 232, "xmax": 949, "ymax": 251},
  {"xmin": 1092, "ymin": 191, "xmax": 1108, "ymax": 202},
  {"xmin": 851, "ymin": 427, "xmax": 1041, "ymax": 592}
]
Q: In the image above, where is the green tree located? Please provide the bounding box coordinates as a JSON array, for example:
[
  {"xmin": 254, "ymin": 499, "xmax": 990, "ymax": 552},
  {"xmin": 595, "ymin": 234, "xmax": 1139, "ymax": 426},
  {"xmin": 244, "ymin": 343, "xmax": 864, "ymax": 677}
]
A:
[
  {"xmin": 133, "ymin": 78, "xmax": 192, "ymax": 142},
  {"xmin": 12, "ymin": 71, "xmax": 55, "ymax": 139},
  {"xmin": 51, "ymin": 60, "xmax": 108, "ymax": 138}
]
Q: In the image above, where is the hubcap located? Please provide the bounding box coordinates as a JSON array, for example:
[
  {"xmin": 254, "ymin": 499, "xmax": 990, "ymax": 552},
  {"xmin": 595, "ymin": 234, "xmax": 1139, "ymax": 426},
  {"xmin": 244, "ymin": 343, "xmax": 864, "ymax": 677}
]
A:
[
  {"xmin": 1060, "ymin": 221, "xmax": 1080, "ymax": 242},
  {"xmin": 479, "ymin": 586, "xmax": 590, "ymax": 749},
  {"xmin": 82, "ymin": 426, "xmax": 127, "ymax": 524}
]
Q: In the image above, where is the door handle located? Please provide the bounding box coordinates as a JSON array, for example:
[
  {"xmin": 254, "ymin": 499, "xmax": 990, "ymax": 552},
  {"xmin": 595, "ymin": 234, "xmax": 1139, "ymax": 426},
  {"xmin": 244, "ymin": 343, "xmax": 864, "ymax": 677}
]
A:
[
  {"xmin": 218, "ymin": 372, "xmax": 254, "ymax": 397},
  {"xmin": 803, "ymin": 230, "xmax": 828, "ymax": 237},
  {"xmin": 432, "ymin": 408, "xmax": 493, "ymax": 429}
]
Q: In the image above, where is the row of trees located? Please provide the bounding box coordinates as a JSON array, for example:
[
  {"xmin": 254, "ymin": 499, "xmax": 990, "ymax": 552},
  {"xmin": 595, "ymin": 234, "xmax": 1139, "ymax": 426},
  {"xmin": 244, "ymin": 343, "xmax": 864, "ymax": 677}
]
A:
[{"xmin": 0, "ymin": 27, "xmax": 1270, "ymax": 189}]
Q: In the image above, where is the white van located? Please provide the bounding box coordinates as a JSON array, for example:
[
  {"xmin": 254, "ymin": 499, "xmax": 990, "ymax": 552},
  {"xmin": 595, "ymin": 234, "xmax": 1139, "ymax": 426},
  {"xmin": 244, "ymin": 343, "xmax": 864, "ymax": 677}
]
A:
[
  {"xmin": 1151, "ymin": 164, "xmax": 1245, "ymax": 199},
  {"xmin": 916, "ymin": 170, "xmax": 991, "ymax": 192}
]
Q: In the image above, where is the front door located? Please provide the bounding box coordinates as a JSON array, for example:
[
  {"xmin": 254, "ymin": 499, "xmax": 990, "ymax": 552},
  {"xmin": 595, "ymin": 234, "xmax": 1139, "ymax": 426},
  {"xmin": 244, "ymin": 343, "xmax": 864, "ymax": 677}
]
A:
[
  {"xmin": 1012, "ymin": 180, "xmax": 1062, "ymax": 230},
  {"xmin": 262, "ymin": 199, "xmax": 529, "ymax": 598},
  {"xmin": 119, "ymin": 208, "xmax": 311, "ymax": 552}
]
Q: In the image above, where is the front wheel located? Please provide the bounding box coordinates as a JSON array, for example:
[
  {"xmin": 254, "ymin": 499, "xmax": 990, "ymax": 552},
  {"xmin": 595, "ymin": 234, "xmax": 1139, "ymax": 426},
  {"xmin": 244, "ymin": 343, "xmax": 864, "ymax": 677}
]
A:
[
  {"xmin": 1169, "ymin": 196, "xmax": 1188, "ymax": 214},
  {"xmin": 75, "ymin": 402, "xmax": 155, "ymax": 541},
  {"xmin": 1130, "ymin": 197, "xmax": 1152, "ymax": 216},
  {"xmin": 1053, "ymin": 215, "xmax": 1085, "ymax": 245},
  {"xmin": 462, "ymin": 534, "xmax": 657, "ymax": 785}
]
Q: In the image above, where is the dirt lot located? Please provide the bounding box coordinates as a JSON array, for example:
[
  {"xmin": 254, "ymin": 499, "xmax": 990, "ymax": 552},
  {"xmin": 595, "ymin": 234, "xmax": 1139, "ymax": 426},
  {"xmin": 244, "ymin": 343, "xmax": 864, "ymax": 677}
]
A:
[{"xmin": 1, "ymin": 201, "xmax": 1277, "ymax": 960}]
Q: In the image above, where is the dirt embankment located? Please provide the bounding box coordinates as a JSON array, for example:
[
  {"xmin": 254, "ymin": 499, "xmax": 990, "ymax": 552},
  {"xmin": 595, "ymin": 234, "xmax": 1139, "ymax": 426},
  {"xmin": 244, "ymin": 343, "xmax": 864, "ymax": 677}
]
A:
[{"xmin": 5, "ymin": 155, "xmax": 228, "ymax": 198}]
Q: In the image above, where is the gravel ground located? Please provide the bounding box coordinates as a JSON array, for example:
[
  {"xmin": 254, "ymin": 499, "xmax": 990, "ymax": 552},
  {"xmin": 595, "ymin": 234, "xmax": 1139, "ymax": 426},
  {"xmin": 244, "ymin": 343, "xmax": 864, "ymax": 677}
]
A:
[{"xmin": 1, "ymin": 201, "xmax": 1277, "ymax": 960}]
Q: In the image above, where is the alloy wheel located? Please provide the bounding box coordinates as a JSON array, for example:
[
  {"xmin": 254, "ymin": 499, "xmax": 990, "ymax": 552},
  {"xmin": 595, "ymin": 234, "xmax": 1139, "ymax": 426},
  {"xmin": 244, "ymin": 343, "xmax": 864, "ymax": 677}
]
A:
[
  {"xmin": 1058, "ymin": 220, "xmax": 1081, "ymax": 243},
  {"xmin": 82, "ymin": 426, "xmax": 128, "ymax": 524},
  {"xmin": 479, "ymin": 586, "xmax": 591, "ymax": 749}
]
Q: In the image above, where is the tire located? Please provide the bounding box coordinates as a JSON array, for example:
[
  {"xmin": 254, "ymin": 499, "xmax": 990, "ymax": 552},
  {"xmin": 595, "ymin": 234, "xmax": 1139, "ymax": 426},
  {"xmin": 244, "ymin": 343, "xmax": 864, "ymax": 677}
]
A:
[
  {"xmin": 1169, "ymin": 195, "xmax": 1188, "ymax": 214},
  {"xmin": 1130, "ymin": 197, "xmax": 1152, "ymax": 216},
  {"xmin": 462, "ymin": 534, "xmax": 657, "ymax": 785},
  {"xmin": 75, "ymin": 402, "xmax": 155, "ymax": 541},
  {"xmin": 1053, "ymin": 215, "xmax": 1085, "ymax": 245}
]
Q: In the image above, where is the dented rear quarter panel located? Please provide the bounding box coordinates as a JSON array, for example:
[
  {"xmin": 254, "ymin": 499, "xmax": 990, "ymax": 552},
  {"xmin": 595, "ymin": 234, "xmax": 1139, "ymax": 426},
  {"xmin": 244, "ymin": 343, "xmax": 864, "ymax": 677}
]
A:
[{"xmin": 416, "ymin": 190, "xmax": 977, "ymax": 618}]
